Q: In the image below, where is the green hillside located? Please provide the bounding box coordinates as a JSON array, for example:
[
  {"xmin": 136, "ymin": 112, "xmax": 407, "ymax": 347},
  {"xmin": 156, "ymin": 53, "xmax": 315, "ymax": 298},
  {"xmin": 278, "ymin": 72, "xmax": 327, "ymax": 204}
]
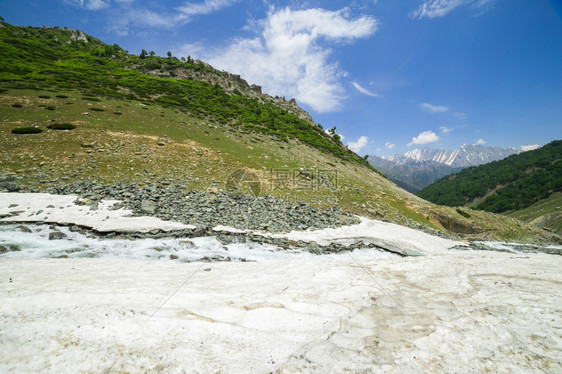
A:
[
  {"xmin": 0, "ymin": 21, "xmax": 365, "ymax": 165},
  {"xmin": 0, "ymin": 20, "xmax": 559, "ymax": 242},
  {"xmin": 417, "ymin": 140, "xmax": 562, "ymax": 213}
]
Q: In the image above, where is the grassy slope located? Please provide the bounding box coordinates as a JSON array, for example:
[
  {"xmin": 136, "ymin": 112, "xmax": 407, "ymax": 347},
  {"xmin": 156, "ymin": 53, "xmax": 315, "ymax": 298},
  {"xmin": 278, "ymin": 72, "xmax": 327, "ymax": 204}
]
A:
[
  {"xmin": 0, "ymin": 23, "xmax": 557, "ymax": 242},
  {"xmin": 506, "ymin": 193, "xmax": 562, "ymax": 235}
]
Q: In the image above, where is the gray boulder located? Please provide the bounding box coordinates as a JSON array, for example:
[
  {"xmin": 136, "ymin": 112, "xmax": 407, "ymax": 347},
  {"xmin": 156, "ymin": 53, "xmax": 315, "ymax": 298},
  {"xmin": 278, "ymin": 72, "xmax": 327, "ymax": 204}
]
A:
[{"xmin": 140, "ymin": 200, "xmax": 157, "ymax": 215}]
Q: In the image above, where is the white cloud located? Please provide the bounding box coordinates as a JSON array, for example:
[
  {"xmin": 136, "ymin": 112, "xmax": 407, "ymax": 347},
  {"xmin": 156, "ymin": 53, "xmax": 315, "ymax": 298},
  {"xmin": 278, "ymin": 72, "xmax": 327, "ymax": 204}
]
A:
[
  {"xmin": 67, "ymin": 0, "xmax": 109, "ymax": 10},
  {"xmin": 351, "ymin": 81, "xmax": 381, "ymax": 97},
  {"xmin": 439, "ymin": 126, "xmax": 452, "ymax": 133},
  {"xmin": 89, "ymin": 0, "xmax": 239, "ymax": 33},
  {"xmin": 86, "ymin": 0, "xmax": 109, "ymax": 10},
  {"xmin": 73, "ymin": 0, "xmax": 237, "ymax": 15},
  {"xmin": 474, "ymin": 138, "xmax": 486, "ymax": 145},
  {"xmin": 410, "ymin": 0, "xmax": 497, "ymax": 19},
  {"xmin": 201, "ymin": 7, "xmax": 378, "ymax": 113},
  {"xmin": 521, "ymin": 144, "xmax": 540, "ymax": 152},
  {"xmin": 176, "ymin": 0, "xmax": 239, "ymax": 17},
  {"xmin": 419, "ymin": 102, "xmax": 449, "ymax": 114},
  {"xmin": 120, "ymin": 8, "xmax": 188, "ymax": 28},
  {"xmin": 347, "ymin": 136, "xmax": 369, "ymax": 153},
  {"xmin": 384, "ymin": 141, "xmax": 395, "ymax": 149},
  {"xmin": 408, "ymin": 131, "xmax": 439, "ymax": 146}
]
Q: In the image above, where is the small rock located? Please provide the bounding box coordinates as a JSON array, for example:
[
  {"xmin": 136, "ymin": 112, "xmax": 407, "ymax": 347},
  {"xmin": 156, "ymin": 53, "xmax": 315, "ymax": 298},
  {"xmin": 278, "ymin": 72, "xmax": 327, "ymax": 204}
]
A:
[
  {"xmin": 179, "ymin": 240, "xmax": 195, "ymax": 248},
  {"xmin": 16, "ymin": 225, "xmax": 32, "ymax": 233},
  {"xmin": 49, "ymin": 231, "xmax": 67, "ymax": 240},
  {"xmin": 0, "ymin": 244, "xmax": 21, "ymax": 253}
]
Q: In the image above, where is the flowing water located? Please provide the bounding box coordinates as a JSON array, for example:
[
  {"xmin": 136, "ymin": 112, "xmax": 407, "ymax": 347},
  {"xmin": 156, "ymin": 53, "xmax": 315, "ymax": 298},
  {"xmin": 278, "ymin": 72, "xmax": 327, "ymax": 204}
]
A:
[{"xmin": 0, "ymin": 224, "xmax": 398, "ymax": 262}]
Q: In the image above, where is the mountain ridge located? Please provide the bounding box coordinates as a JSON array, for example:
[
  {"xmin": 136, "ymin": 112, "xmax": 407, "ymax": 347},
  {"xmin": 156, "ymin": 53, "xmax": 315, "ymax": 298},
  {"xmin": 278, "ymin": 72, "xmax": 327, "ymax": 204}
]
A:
[
  {"xmin": 383, "ymin": 143, "xmax": 539, "ymax": 168},
  {"xmin": 369, "ymin": 143, "xmax": 539, "ymax": 192}
]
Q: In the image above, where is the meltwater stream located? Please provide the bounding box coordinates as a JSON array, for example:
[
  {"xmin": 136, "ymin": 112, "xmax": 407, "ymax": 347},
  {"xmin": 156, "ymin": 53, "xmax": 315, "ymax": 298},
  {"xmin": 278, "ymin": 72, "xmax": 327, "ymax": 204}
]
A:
[{"xmin": 0, "ymin": 224, "xmax": 398, "ymax": 262}]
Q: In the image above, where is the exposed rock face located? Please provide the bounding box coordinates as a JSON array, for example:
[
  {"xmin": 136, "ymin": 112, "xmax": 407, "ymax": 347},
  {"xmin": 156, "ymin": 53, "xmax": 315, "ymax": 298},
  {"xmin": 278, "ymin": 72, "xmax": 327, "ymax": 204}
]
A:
[
  {"xmin": 69, "ymin": 30, "xmax": 88, "ymax": 43},
  {"xmin": 431, "ymin": 212, "xmax": 482, "ymax": 235},
  {"xmin": 142, "ymin": 66, "xmax": 316, "ymax": 126}
]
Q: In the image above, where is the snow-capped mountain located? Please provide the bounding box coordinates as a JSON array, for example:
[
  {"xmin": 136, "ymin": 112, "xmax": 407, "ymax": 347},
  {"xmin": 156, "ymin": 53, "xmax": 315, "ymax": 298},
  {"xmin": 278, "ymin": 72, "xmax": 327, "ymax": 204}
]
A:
[
  {"xmin": 369, "ymin": 144, "xmax": 540, "ymax": 192},
  {"xmin": 383, "ymin": 144, "xmax": 539, "ymax": 168}
]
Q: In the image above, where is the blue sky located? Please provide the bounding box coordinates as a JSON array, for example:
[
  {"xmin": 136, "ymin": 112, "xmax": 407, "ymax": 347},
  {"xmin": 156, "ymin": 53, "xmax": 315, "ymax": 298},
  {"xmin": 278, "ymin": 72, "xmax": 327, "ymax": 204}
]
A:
[{"xmin": 1, "ymin": 0, "xmax": 561, "ymax": 156}]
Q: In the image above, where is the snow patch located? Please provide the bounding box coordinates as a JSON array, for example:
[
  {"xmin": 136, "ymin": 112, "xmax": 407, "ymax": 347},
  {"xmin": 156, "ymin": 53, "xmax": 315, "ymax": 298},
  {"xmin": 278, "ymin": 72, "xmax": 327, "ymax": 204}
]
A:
[
  {"xmin": 0, "ymin": 193, "xmax": 194, "ymax": 233},
  {"xmin": 1, "ymin": 252, "xmax": 561, "ymax": 372}
]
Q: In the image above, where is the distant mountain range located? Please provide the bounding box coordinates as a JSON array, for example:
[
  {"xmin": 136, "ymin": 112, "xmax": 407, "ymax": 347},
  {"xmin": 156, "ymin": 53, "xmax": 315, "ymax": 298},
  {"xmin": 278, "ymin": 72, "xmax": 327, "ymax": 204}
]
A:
[{"xmin": 368, "ymin": 144, "xmax": 540, "ymax": 192}]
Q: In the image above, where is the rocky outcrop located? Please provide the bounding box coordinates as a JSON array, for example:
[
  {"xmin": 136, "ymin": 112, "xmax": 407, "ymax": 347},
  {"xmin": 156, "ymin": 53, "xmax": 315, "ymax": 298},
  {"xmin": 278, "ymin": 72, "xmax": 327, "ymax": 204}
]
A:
[
  {"xmin": 141, "ymin": 65, "xmax": 316, "ymax": 126},
  {"xmin": 430, "ymin": 211, "xmax": 483, "ymax": 235}
]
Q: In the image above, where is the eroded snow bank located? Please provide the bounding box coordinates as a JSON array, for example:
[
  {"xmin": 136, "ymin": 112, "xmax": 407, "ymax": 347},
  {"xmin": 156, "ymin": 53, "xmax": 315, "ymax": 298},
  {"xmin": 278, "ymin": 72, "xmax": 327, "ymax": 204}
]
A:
[
  {"xmin": 1, "ymin": 252, "xmax": 561, "ymax": 373},
  {"xmin": 0, "ymin": 193, "xmax": 193, "ymax": 233},
  {"xmin": 260, "ymin": 216, "xmax": 463, "ymax": 256}
]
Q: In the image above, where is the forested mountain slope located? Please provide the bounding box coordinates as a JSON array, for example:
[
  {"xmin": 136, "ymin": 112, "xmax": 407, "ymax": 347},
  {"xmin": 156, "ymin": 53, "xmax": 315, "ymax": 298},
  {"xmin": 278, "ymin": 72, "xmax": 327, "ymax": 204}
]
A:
[{"xmin": 417, "ymin": 140, "xmax": 562, "ymax": 213}]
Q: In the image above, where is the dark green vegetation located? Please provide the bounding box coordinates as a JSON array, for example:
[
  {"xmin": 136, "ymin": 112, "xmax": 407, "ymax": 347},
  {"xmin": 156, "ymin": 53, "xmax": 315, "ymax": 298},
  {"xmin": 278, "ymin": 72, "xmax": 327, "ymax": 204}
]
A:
[
  {"xmin": 456, "ymin": 208, "xmax": 471, "ymax": 219},
  {"xmin": 11, "ymin": 127, "xmax": 43, "ymax": 134},
  {"xmin": 47, "ymin": 123, "xmax": 76, "ymax": 130},
  {"xmin": 418, "ymin": 140, "xmax": 562, "ymax": 213},
  {"xmin": 0, "ymin": 21, "xmax": 366, "ymax": 166}
]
